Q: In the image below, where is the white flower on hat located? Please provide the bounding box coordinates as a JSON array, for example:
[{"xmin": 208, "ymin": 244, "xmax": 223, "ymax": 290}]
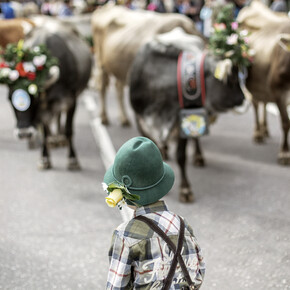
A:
[{"xmin": 102, "ymin": 182, "xmax": 108, "ymax": 192}]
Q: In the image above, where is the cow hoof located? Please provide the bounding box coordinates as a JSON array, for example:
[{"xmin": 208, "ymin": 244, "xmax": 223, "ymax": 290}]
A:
[
  {"xmin": 260, "ymin": 125, "xmax": 270, "ymax": 138},
  {"xmin": 38, "ymin": 158, "xmax": 52, "ymax": 170},
  {"xmin": 68, "ymin": 158, "xmax": 81, "ymax": 170},
  {"xmin": 48, "ymin": 135, "xmax": 67, "ymax": 148},
  {"xmin": 193, "ymin": 156, "xmax": 205, "ymax": 167},
  {"xmin": 277, "ymin": 152, "xmax": 290, "ymax": 166},
  {"xmin": 121, "ymin": 119, "xmax": 131, "ymax": 127},
  {"xmin": 253, "ymin": 132, "xmax": 264, "ymax": 144},
  {"xmin": 179, "ymin": 188, "xmax": 194, "ymax": 203},
  {"xmin": 262, "ymin": 129, "xmax": 270, "ymax": 138},
  {"xmin": 101, "ymin": 116, "xmax": 109, "ymax": 126}
]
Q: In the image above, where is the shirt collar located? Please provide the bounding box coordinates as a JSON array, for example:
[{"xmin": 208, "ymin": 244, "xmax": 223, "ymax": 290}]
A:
[{"xmin": 134, "ymin": 200, "xmax": 168, "ymax": 217}]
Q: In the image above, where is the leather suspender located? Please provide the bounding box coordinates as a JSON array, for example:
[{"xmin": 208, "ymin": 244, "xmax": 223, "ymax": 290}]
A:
[{"xmin": 134, "ymin": 215, "xmax": 195, "ymax": 290}]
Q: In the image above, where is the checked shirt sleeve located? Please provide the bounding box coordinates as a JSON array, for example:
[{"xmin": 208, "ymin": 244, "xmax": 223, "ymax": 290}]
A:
[{"xmin": 106, "ymin": 231, "xmax": 133, "ymax": 290}]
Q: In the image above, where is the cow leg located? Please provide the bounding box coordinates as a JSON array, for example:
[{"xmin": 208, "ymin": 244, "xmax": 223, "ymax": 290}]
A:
[
  {"xmin": 193, "ymin": 137, "xmax": 205, "ymax": 167},
  {"xmin": 115, "ymin": 80, "xmax": 130, "ymax": 127},
  {"xmin": 55, "ymin": 112, "xmax": 67, "ymax": 147},
  {"xmin": 261, "ymin": 103, "xmax": 270, "ymax": 138},
  {"xmin": 47, "ymin": 113, "xmax": 67, "ymax": 148},
  {"xmin": 253, "ymin": 100, "xmax": 264, "ymax": 143},
  {"xmin": 276, "ymin": 99, "xmax": 290, "ymax": 165},
  {"xmin": 161, "ymin": 144, "xmax": 169, "ymax": 161},
  {"xmin": 99, "ymin": 70, "xmax": 110, "ymax": 125},
  {"xmin": 177, "ymin": 137, "xmax": 194, "ymax": 203},
  {"xmin": 38, "ymin": 124, "xmax": 52, "ymax": 170},
  {"xmin": 65, "ymin": 101, "xmax": 81, "ymax": 170}
]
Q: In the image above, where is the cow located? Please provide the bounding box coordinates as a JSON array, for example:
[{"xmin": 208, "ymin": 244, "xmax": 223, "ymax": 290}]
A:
[
  {"xmin": 91, "ymin": 4, "xmax": 203, "ymax": 126},
  {"xmin": 129, "ymin": 29, "xmax": 245, "ymax": 202},
  {"xmin": 58, "ymin": 13, "xmax": 93, "ymax": 40},
  {"xmin": 0, "ymin": 18, "xmax": 35, "ymax": 48},
  {"xmin": 4, "ymin": 20, "xmax": 92, "ymax": 170},
  {"xmin": 237, "ymin": 1, "xmax": 290, "ymax": 165}
]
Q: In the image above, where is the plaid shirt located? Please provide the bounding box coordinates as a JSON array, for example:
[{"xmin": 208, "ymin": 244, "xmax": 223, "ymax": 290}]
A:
[{"xmin": 107, "ymin": 200, "xmax": 205, "ymax": 289}]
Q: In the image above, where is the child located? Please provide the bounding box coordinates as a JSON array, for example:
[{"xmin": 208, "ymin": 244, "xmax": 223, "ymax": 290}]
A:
[{"xmin": 103, "ymin": 136, "xmax": 205, "ymax": 289}]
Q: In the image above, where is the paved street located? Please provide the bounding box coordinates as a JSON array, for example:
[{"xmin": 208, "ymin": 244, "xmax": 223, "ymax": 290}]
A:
[{"xmin": 0, "ymin": 83, "xmax": 289, "ymax": 290}]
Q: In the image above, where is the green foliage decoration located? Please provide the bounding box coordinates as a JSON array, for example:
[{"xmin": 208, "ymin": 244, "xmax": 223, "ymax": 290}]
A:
[
  {"xmin": 209, "ymin": 4, "xmax": 254, "ymax": 68},
  {"xmin": 0, "ymin": 40, "xmax": 58, "ymax": 95}
]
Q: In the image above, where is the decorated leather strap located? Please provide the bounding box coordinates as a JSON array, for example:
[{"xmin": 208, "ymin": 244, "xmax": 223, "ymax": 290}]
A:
[{"xmin": 134, "ymin": 215, "xmax": 195, "ymax": 290}]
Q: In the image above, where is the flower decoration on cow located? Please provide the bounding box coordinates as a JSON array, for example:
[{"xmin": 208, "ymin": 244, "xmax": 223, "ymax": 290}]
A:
[
  {"xmin": 0, "ymin": 40, "xmax": 58, "ymax": 96},
  {"xmin": 209, "ymin": 4, "xmax": 254, "ymax": 69}
]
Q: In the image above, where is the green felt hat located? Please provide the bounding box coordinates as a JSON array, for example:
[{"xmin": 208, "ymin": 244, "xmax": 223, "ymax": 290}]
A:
[{"xmin": 104, "ymin": 136, "xmax": 175, "ymax": 206}]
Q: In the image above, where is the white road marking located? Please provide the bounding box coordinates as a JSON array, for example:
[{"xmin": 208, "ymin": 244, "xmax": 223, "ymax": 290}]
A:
[
  {"xmin": 91, "ymin": 118, "xmax": 116, "ymax": 170},
  {"xmin": 83, "ymin": 92, "xmax": 133, "ymax": 221}
]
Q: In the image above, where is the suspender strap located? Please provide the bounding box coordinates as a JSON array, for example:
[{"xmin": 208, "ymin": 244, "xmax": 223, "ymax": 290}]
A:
[
  {"xmin": 162, "ymin": 215, "xmax": 184, "ymax": 290},
  {"xmin": 134, "ymin": 215, "xmax": 194, "ymax": 289}
]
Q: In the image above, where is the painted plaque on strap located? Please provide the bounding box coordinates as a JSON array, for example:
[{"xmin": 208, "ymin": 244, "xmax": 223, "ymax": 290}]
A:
[
  {"xmin": 11, "ymin": 89, "xmax": 31, "ymax": 112},
  {"xmin": 179, "ymin": 108, "xmax": 209, "ymax": 138}
]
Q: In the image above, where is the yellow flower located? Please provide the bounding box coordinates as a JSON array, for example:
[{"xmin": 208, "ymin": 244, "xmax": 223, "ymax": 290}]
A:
[
  {"xmin": 17, "ymin": 40, "xmax": 24, "ymax": 51},
  {"xmin": 241, "ymin": 44, "xmax": 247, "ymax": 52},
  {"xmin": 17, "ymin": 40, "xmax": 24, "ymax": 58},
  {"xmin": 105, "ymin": 189, "xmax": 123, "ymax": 207}
]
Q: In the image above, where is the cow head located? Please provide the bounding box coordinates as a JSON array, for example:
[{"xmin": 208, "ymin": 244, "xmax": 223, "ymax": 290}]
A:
[
  {"xmin": 204, "ymin": 55, "xmax": 245, "ymax": 113},
  {"xmin": 8, "ymin": 65, "xmax": 59, "ymax": 139},
  {"xmin": 8, "ymin": 88, "xmax": 39, "ymax": 139}
]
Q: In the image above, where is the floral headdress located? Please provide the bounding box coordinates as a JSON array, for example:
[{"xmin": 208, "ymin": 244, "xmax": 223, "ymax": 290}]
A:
[
  {"xmin": 102, "ymin": 182, "xmax": 140, "ymax": 209},
  {"xmin": 209, "ymin": 4, "xmax": 254, "ymax": 68},
  {"xmin": 0, "ymin": 40, "xmax": 58, "ymax": 95}
]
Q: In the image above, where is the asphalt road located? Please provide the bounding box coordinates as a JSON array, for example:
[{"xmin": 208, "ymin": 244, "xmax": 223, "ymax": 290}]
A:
[{"xmin": 0, "ymin": 83, "xmax": 289, "ymax": 290}]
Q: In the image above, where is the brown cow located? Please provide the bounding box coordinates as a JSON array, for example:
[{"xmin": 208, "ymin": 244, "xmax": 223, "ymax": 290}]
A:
[
  {"xmin": 0, "ymin": 18, "xmax": 35, "ymax": 48},
  {"xmin": 91, "ymin": 4, "xmax": 202, "ymax": 126},
  {"xmin": 238, "ymin": 1, "xmax": 290, "ymax": 165}
]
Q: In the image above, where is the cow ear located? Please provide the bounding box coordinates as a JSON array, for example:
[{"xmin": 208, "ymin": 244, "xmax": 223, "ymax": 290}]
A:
[
  {"xmin": 214, "ymin": 59, "xmax": 233, "ymax": 83},
  {"xmin": 278, "ymin": 34, "xmax": 290, "ymax": 52},
  {"xmin": 44, "ymin": 66, "xmax": 60, "ymax": 89}
]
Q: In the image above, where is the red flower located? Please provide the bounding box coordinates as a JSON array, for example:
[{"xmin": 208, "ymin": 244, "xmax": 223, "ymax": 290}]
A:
[
  {"xmin": 26, "ymin": 72, "xmax": 36, "ymax": 80},
  {"xmin": 37, "ymin": 65, "xmax": 44, "ymax": 71},
  {"xmin": 15, "ymin": 62, "xmax": 26, "ymax": 77},
  {"xmin": 0, "ymin": 62, "xmax": 8, "ymax": 68}
]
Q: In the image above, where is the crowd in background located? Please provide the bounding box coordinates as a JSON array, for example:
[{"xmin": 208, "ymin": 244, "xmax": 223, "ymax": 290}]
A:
[
  {"xmin": 0, "ymin": 0, "xmax": 88, "ymax": 18},
  {"xmin": 0, "ymin": 0, "xmax": 289, "ymax": 37}
]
